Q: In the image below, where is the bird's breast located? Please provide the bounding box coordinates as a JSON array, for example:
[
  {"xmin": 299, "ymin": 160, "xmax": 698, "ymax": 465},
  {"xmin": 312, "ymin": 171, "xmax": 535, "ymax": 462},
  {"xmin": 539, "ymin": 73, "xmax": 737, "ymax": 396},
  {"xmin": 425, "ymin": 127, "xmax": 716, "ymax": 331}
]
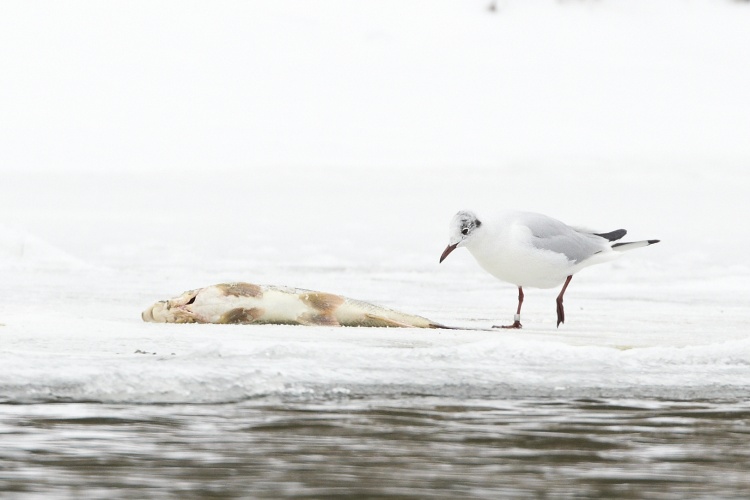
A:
[{"xmin": 467, "ymin": 238, "xmax": 573, "ymax": 289}]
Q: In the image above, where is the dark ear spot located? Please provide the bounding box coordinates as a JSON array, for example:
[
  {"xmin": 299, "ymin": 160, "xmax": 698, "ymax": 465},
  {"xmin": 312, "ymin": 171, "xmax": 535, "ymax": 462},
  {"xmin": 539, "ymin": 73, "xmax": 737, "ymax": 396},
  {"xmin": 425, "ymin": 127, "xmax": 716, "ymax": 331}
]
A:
[
  {"xmin": 217, "ymin": 283, "xmax": 263, "ymax": 298},
  {"xmin": 219, "ymin": 307, "xmax": 264, "ymax": 324},
  {"xmin": 475, "ymin": 219, "xmax": 482, "ymax": 227}
]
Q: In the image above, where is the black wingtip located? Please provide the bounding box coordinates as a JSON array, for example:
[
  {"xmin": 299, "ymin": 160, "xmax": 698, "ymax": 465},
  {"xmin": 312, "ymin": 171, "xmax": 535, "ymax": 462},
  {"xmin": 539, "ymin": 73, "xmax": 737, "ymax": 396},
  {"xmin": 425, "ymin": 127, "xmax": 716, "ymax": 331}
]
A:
[
  {"xmin": 595, "ymin": 229, "xmax": 627, "ymax": 242},
  {"xmin": 648, "ymin": 239, "xmax": 660, "ymax": 245}
]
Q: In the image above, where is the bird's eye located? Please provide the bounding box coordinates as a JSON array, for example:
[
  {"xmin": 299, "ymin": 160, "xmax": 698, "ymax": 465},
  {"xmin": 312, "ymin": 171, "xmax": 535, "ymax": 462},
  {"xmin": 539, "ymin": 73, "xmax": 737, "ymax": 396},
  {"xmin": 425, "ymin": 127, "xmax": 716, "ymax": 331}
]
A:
[{"xmin": 461, "ymin": 228, "xmax": 469, "ymax": 235}]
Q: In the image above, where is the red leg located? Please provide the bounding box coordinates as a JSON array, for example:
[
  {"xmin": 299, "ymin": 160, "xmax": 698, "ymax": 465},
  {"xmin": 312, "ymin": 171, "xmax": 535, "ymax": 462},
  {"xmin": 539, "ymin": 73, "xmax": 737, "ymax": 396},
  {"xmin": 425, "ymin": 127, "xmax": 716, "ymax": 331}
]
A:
[
  {"xmin": 494, "ymin": 286, "xmax": 523, "ymax": 329},
  {"xmin": 556, "ymin": 275, "xmax": 573, "ymax": 328}
]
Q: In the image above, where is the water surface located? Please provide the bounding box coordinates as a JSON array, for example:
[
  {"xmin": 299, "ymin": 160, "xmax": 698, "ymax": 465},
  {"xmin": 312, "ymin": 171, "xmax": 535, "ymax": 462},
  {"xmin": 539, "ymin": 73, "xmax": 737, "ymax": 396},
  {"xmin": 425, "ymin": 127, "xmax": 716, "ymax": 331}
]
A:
[{"xmin": 3, "ymin": 397, "xmax": 749, "ymax": 499}]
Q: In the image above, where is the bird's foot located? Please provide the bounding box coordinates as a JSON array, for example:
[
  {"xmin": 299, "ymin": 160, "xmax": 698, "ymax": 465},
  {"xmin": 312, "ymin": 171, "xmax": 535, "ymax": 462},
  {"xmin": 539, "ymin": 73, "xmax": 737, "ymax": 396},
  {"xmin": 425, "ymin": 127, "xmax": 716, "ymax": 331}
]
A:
[
  {"xmin": 493, "ymin": 320, "xmax": 522, "ymax": 329},
  {"xmin": 556, "ymin": 301, "xmax": 565, "ymax": 328},
  {"xmin": 492, "ymin": 314, "xmax": 523, "ymax": 330}
]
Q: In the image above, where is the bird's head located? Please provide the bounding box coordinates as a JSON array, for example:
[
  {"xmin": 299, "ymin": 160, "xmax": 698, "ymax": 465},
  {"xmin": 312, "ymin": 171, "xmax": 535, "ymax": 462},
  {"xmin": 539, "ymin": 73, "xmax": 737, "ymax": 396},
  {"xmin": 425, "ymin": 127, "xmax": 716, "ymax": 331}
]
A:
[{"xmin": 439, "ymin": 210, "xmax": 483, "ymax": 263}]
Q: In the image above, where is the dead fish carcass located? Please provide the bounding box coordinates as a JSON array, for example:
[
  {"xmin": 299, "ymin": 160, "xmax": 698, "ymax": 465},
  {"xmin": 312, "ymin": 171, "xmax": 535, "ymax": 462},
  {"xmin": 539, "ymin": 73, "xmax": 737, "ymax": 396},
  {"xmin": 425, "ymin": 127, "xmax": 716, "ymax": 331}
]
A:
[{"xmin": 142, "ymin": 282, "xmax": 448, "ymax": 328}]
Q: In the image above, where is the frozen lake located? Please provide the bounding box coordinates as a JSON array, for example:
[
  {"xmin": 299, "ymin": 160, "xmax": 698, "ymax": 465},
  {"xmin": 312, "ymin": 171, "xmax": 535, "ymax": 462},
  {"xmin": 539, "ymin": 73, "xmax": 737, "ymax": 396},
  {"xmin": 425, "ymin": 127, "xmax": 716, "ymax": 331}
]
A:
[
  {"xmin": 2, "ymin": 165, "xmax": 749, "ymax": 404},
  {"xmin": 2, "ymin": 167, "xmax": 749, "ymax": 498},
  {"xmin": 2, "ymin": 0, "xmax": 750, "ymax": 497}
]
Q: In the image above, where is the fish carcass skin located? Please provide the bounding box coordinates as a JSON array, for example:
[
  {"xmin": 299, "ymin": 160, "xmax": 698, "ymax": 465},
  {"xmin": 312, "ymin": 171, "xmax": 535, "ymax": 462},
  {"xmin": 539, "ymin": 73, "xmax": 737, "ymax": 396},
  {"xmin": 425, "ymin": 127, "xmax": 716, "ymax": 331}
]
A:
[{"xmin": 142, "ymin": 282, "xmax": 448, "ymax": 328}]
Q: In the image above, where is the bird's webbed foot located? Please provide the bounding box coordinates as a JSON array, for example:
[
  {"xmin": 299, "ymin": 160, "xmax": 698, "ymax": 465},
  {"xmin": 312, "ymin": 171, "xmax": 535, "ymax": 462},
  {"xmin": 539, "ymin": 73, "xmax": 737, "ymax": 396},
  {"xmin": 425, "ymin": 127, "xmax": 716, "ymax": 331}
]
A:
[
  {"xmin": 499, "ymin": 321, "xmax": 522, "ymax": 329},
  {"xmin": 493, "ymin": 317, "xmax": 522, "ymax": 329},
  {"xmin": 556, "ymin": 299, "xmax": 565, "ymax": 327}
]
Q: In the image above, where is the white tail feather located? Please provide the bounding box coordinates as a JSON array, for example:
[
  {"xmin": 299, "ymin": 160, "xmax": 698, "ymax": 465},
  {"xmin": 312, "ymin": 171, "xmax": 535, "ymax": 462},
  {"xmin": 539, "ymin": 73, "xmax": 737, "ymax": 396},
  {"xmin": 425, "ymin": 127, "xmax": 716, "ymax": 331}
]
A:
[{"xmin": 612, "ymin": 240, "xmax": 660, "ymax": 252}]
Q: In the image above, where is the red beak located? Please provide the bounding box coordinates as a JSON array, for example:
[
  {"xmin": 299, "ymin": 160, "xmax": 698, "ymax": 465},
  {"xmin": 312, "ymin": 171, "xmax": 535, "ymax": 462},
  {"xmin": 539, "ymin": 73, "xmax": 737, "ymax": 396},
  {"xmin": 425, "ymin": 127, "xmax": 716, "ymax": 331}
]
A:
[{"xmin": 439, "ymin": 243, "xmax": 458, "ymax": 263}]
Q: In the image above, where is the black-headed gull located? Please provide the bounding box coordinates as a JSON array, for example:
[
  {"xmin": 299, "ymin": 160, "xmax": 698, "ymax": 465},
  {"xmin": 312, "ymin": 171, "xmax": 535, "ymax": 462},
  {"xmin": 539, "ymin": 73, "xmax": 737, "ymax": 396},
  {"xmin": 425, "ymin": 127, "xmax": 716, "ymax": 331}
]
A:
[{"xmin": 439, "ymin": 210, "xmax": 659, "ymax": 328}]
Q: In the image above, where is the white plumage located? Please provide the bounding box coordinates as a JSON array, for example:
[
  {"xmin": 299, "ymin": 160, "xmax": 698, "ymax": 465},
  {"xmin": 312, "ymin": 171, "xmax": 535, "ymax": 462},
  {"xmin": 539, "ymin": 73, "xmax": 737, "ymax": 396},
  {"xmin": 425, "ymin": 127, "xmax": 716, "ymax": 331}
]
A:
[{"xmin": 440, "ymin": 210, "xmax": 659, "ymax": 328}]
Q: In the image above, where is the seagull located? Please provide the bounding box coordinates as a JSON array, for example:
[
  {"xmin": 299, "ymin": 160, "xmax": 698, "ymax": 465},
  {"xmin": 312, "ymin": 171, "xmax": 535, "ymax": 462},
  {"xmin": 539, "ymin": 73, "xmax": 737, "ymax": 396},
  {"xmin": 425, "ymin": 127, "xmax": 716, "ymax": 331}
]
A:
[{"xmin": 439, "ymin": 210, "xmax": 659, "ymax": 328}]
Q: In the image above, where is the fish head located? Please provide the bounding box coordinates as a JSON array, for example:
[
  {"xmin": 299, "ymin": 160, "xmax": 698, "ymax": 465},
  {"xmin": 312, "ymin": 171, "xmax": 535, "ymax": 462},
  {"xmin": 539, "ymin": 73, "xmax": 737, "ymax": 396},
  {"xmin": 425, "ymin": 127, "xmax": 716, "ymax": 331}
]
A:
[{"xmin": 142, "ymin": 288, "xmax": 201, "ymax": 323}]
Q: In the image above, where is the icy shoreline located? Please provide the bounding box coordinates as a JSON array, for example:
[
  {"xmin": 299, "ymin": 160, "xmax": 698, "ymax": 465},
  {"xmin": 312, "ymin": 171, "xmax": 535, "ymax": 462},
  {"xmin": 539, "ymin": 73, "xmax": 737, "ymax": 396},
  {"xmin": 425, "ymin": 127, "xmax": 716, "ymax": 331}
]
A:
[{"xmin": 3, "ymin": 0, "xmax": 750, "ymax": 406}]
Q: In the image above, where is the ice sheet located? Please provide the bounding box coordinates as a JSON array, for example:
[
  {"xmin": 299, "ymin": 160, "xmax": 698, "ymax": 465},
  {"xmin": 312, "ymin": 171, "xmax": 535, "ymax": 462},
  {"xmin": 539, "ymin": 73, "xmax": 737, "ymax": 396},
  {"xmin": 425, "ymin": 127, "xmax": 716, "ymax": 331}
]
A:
[
  {"xmin": 1, "ymin": 0, "xmax": 749, "ymax": 404},
  {"xmin": 2, "ymin": 167, "xmax": 749, "ymax": 403}
]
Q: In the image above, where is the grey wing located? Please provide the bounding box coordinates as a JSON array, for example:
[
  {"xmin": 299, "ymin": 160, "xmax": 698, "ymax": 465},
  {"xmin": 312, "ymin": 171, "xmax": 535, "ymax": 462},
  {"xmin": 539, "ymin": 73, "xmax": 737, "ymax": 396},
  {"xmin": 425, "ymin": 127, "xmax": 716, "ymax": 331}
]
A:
[{"xmin": 521, "ymin": 213, "xmax": 605, "ymax": 263}]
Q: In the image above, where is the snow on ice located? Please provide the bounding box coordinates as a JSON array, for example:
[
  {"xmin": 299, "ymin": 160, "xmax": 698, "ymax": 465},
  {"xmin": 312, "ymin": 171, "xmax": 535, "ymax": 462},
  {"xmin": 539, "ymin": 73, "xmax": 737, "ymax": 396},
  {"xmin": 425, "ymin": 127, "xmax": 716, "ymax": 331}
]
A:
[{"xmin": 1, "ymin": 0, "xmax": 750, "ymax": 404}]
